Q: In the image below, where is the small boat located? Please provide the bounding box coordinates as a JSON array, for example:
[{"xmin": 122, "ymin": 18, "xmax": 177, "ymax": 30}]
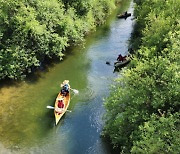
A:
[
  {"xmin": 117, "ymin": 12, "xmax": 131, "ymax": 19},
  {"xmin": 54, "ymin": 89, "xmax": 70, "ymax": 125},
  {"xmin": 114, "ymin": 59, "xmax": 130, "ymax": 68}
]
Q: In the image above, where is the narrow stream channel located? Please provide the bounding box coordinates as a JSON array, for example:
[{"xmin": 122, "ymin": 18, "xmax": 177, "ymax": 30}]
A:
[{"xmin": 0, "ymin": 1, "xmax": 134, "ymax": 153}]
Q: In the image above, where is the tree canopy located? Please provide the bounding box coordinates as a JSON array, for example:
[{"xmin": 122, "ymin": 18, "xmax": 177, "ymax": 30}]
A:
[{"xmin": 0, "ymin": 0, "xmax": 120, "ymax": 79}]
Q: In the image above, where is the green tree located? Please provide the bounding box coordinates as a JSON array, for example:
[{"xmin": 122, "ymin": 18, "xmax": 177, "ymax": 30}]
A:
[
  {"xmin": 131, "ymin": 113, "xmax": 180, "ymax": 154},
  {"xmin": 0, "ymin": 0, "xmax": 117, "ymax": 79},
  {"xmin": 103, "ymin": 0, "xmax": 180, "ymax": 153}
]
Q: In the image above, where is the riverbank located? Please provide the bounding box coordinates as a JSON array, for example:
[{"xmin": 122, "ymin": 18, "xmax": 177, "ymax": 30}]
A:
[
  {"xmin": 103, "ymin": 0, "xmax": 180, "ymax": 153},
  {"xmin": 0, "ymin": 0, "xmax": 124, "ymax": 80}
]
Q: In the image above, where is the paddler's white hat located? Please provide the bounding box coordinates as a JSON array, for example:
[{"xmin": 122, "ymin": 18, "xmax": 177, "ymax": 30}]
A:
[
  {"xmin": 63, "ymin": 80, "xmax": 69, "ymax": 84},
  {"xmin": 60, "ymin": 80, "xmax": 69, "ymax": 87}
]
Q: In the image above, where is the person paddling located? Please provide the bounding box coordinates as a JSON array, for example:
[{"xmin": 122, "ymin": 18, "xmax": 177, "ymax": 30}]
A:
[
  {"xmin": 55, "ymin": 98, "xmax": 65, "ymax": 115},
  {"xmin": 60, "ymin": 80, "xmax": 70, "ymax": 96},
  {"xmin": 117, "ymin": 54, "xmax": 127, "ymax": 62},
  {"xmin": 117, "ymin": 54, "xmax": 123, "ymax": 62}
]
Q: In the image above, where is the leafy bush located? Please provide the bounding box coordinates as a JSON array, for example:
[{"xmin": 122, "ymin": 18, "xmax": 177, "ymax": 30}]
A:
[
  {"xmin": 131, "ymin": 113, "xmax": 180, "ymax": 154},
  {"xmin": 103, "ymin": 0, "xmax": 180, "ymax": 153},
  {"xmin": 0, "ymin": 0, "xmax": 117, "ymax": 79}
]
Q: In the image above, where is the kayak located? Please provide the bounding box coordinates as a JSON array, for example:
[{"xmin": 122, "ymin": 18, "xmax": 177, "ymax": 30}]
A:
[
  {"xmin": 117, "ymin": 13, "xmax": 131, "ymax": 19},
  {"xmin": 54, "ymin": 91, "xmax": 70, "ymax": 125},
  {"xmin": 114, "ymin": 59, "xmax": 130, "ymax": 67}
]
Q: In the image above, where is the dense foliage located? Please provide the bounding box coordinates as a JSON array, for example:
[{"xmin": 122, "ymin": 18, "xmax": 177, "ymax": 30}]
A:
[
  {"xmin": 0, "ymin": 0, "xmax": 121, "ymax": 79},
  {"xmin": 131, "ymin": 113, "xmax": 180, "ymax": 154},
  {"xmin": 103, "ymin": 0, "xmax": 180, "ymax": 153}
]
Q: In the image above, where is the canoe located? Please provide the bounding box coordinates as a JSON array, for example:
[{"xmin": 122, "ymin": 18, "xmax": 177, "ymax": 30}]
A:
[
  {"xmin": 114, "ymin": 59, "xmax": 130, "ymax": 67},
  {"xmin": 54, "ymin": 91, "xmax": 70, "ymax": 125},
  {"xmin": 117, "ymin": 13, "xmax": 131, "ymax": 19}
]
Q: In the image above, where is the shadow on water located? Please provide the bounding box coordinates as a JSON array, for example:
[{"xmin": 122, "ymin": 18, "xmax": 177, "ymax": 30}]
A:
[
  {"xmin": 0, "ymin": 79, "xmax": 20, "ymax": 89},
  {"xmin": 0, "ymin": 61, "xmax": 56, "ymax": 89}
]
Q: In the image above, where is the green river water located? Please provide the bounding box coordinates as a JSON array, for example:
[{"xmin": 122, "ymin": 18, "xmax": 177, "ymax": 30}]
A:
[{"xmin": 0, "ymin": 1, "xmax": 134, "ymax": 153}]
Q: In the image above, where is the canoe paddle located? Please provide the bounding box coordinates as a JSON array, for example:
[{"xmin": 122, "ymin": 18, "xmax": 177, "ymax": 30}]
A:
[
  {"xmin": 46, "ymin": 105, "xmax": 72, "ymax": 112},
  {"xmin": 70, "ymin": 88, "xmax": 79, "ymax": 94}
]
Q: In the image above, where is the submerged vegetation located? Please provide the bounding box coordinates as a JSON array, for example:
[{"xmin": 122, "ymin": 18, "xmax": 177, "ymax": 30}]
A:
[
  {"xmin": 103, "ymin": 0, "xmax": 180, "ymax": 153},
  {"xmin": 0, "ymin": 0, "xmax": 123, "ymax": 80}
]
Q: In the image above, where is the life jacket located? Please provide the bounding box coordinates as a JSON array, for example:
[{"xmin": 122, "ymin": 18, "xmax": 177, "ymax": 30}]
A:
[
  {"xmin": 58, "ymin": 100, "xmax": 64, "ymax": 108},
  {"xmin": 117, "ymin": 55, "xmax": 123, "ymax": 61}
]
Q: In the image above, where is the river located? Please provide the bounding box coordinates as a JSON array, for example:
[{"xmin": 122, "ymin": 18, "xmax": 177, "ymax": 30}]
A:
[{"xmin": 0, "ymin": 1, "xmax": 134, "ymax": 153}]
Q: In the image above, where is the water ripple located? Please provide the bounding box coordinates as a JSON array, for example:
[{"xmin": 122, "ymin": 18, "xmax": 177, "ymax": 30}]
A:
[{"xmin": 77, "ymin": 87, "xmax": 95, "ymax": 102}]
